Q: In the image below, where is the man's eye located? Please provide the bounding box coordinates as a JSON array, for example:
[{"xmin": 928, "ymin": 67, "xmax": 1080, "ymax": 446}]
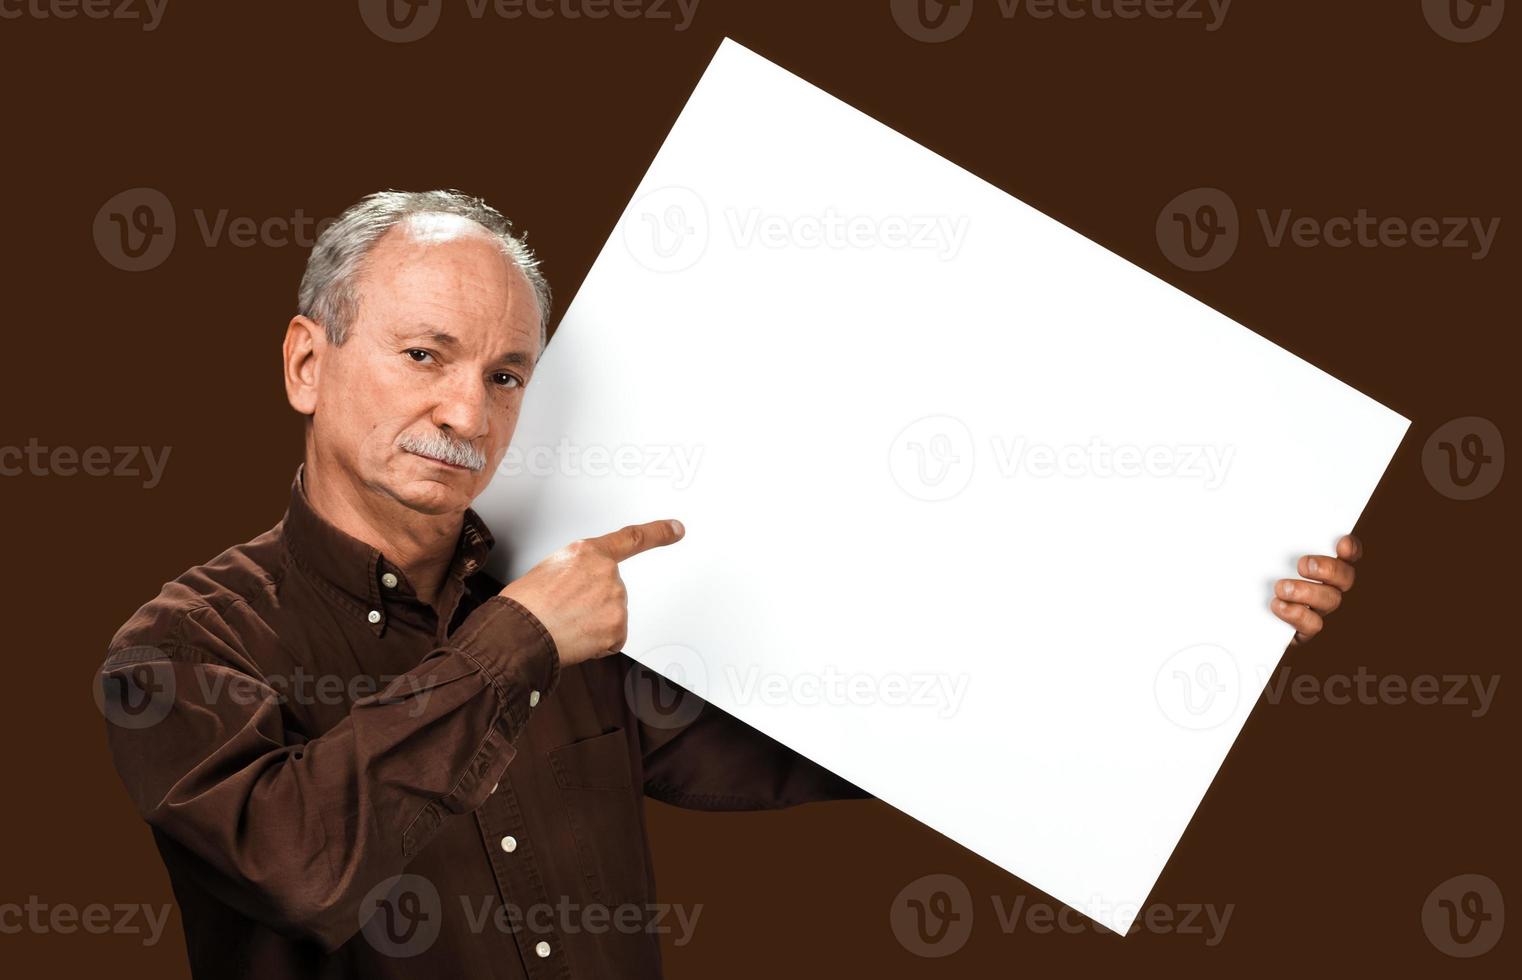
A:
[
  {"xmin": 492, "ymin": 372, "xmax": 523, "ymax": 389},
  {"xmin": 405, "ymin": 349, "xmax": 433, "ymax": 363}
]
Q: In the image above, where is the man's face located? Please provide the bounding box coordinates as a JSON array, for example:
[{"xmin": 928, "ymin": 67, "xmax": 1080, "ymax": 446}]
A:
[{"xmin": 310, "ymin": 215, "xmax": 541, "ymax": 516}]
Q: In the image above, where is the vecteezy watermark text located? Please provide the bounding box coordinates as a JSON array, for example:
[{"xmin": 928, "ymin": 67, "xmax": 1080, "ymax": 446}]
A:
[
  {"xmin": 458, "ymin": 896, "xmax": 701, "ymax": 945},
  {"xmin": 0, "ymin": 0, "xmax": 167, "ymax": 31},
  {"xmin": 358, "ymin": 0, "xmax": 700, "ymax": 42},
  {"xmin": 0, "ymin": 898, "xmax": 171, "ymax": 946},
  {"xmin": 1260, "ymin": 665, "xmax": 1500, "ymax": 718},
  {"xmin": 725, "ymin": 664, "xmax": 969, "ymax": 719},
  {"xmin": 497, "ymin": 438, "xmax": 704, "ymax": 490},
  {"xmin": 724, "ymin": 207, "xmax": 969, "ymax": 260},
  {"xmin": 2, "ymin": 439, "xmax": 170, "ymax": 489},
  {"xmin": 890, "ymin": 0, "xmax": 1232, "ymax": 43},
  {"xmin": 990, "ymin": 436, "xmax": 1233, "ymax": 488}
]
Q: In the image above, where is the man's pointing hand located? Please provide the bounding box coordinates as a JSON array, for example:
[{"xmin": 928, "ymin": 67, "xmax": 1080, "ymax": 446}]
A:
[{"xmin": 500, "ymin": 519, "xmax": 686, "ymax": 666}]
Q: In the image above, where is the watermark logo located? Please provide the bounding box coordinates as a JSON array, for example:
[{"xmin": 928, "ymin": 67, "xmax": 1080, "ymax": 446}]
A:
[
  {"xmin": 359, "ymin": 0, "xmax": 444, "ymax": 40},
  {"xmin": 1155, "ymin": 643, "xmax": 1240, "ymax": 730},
  {"xmin": 94, "ymin": 652, "xmax": 177, "ymax": 730},
  {"xmin": 359, "ymin": 874, "xmax": 443, "ymax": 958},
  {"xmin": 1423, "ymin": 0, "xmax": 1504, "ymax": 42},
  {"xmin": 1422, "ymin": 873, "xmax": 1503, "ymax": 957},
  {"xmin": 891, "ymin": 0, "xmax": 976, "ymax": 42},
  {"xmin": 889, "ymin": 415, "xmax": 977, "ymax": 502},
  {"xmin": 890, "ymin": 873, "xmax": 974, "ymax": 957},
  {"xmin": 94, "ymin": 188, "xmax": 175, "ymax": 272},
  {"xmin": 1156, "ymin": 187, "xmax": 1238, "ymax": 272},
  {"xmin": 1422, "ymin": 416, "xmax": 1503, "ymax": 501},
  {"xmin": 624, "ymin": 646, "xmax": 709, "ymax": 730},
  {"xmin": 359, "ymin": 0, "xmax": 443, "ymax": 41},
  {"xmin": 624, "ymin": 186, "xmax": 709, "ymax": 273}
]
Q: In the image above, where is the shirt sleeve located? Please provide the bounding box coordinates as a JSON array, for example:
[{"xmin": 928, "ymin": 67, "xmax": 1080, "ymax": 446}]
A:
[
  {"xmin": 97, "ymin": 593, "xmax": 557, "ymax": 953},
  {"xmin": 630, "ymin": 662, "xmax": 872, "ymax": 810}
]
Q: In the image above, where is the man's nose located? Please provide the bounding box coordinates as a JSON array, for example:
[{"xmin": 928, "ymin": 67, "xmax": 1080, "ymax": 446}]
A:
[{"xmin": 430, "ymin": 369, "xmax": 489, "ymax": 440}]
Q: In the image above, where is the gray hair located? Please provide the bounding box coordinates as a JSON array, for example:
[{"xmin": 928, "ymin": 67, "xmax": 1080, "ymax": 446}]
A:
[{"xmin": 298, "ymin": 189, "xmax": 551, "ymax": 349}]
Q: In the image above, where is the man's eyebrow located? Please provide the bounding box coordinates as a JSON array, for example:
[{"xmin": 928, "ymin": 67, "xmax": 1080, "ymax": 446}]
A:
[
  {"xmin": 396, "ymin": 326, "xmax": 462, "ymax": 348},
  {"xmin": 398, "ymin": 326, "xmax": 535, "ymax": 368}
]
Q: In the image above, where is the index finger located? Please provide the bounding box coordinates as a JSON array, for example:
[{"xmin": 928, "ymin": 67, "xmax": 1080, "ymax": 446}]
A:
[{"xmin": 590, "ymin": 519, "xmax": 686, "ymax": 562}]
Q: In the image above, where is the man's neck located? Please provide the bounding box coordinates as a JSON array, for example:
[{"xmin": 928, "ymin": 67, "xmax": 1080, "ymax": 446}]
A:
[{"xmin": 301, "ymin": 461, "xmax": 460, "ymax": 606}]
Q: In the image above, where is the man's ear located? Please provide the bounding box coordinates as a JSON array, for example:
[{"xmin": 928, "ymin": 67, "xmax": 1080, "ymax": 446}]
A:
[{"xmin": 283, "ymin": 315, "xmax": 325, "ymax": 416}]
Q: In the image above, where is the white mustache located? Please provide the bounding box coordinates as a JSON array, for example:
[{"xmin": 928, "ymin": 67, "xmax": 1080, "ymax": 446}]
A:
[{"xmin": 397, "ymin": 430, "xmax": 486, "ymax": 472}]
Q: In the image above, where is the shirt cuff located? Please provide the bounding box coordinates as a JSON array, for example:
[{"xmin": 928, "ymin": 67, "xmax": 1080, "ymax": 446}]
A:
[{"xmin": 450, "ymin": 594, "xmax": 560, "ymax": 735}]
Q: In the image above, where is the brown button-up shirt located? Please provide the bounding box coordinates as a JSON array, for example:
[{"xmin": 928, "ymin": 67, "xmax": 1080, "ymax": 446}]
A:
[{"xmin": 98, "ymin": 470, "xmax": 863, "ymax": 978}]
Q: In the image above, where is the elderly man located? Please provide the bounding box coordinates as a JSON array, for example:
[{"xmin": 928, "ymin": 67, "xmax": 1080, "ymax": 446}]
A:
[{"xmin": 99, "ymin": 189, "xmax": 1363, "ymax": 978}]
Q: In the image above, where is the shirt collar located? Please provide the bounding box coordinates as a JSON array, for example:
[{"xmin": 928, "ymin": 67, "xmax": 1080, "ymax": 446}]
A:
[{"xmin": 281, "ymin": 465, "xmax": 497, "ymax": 636}]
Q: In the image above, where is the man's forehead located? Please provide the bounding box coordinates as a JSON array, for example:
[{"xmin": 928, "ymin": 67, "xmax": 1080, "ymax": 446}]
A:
[
  {"xmin": 370, "ymin": 236, "xmax": 523, "ymax": 294},
  {"xmin": 363, "ymin": 218, "xmax": 540, "ymax": 335}
]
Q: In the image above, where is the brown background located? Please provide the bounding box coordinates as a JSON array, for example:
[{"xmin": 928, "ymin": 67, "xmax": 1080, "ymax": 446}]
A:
[{"xmin": 1, "ymin": 0, "xmax": 1514, "ymax": 975}]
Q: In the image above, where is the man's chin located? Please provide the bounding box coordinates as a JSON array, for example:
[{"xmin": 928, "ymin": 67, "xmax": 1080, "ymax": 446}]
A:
[
  {"xmin": 386, "ymin": 477, "xmax": 474, "ymax": 516},
  {"xmin": 385, "ymin": 456, "xmax": 483, "ymax": 514}
]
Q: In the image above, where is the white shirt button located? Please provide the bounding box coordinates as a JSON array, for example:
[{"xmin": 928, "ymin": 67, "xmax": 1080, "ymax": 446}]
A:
[
  {"xmin": 380, "ymin": 572, "xmax": 398, "ymax": 589},
  {"xmin": 366, "ymin": 610, "xmax": 382, "ymax": 624},
  {"xmin": 535, "ymin": 941, "xmax": 551, "ymax": 958},
  {"xmin": 529, "ymin": 690, "xmax": 541, "ymax": 708},
  {"xmin": 500, "ymin": 835, "xmax": 517, "ymax": 853}
]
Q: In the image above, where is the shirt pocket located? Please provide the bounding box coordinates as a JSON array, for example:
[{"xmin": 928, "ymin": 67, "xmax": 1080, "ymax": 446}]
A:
[{"xmin": 547, "ymin": 727, "xmax": 650, "ymax": 906}]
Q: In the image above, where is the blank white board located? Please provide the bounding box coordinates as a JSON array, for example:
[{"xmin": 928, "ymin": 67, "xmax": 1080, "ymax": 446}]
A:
[{"xmin": 478, "ymin": 38, "xmax": 1409, "ymax": 935}]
